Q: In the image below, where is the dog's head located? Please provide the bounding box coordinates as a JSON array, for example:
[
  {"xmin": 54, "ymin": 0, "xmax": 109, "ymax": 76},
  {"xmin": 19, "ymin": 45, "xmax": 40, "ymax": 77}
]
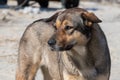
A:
[{"xmin": 48, "ymin": 8, "xmax": 102, "ymax": 51}]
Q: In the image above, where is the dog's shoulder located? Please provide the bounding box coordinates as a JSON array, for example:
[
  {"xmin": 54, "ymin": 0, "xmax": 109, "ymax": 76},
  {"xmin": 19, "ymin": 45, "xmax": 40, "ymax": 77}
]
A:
[{"xmin": 88, "ymin": 23, "xmax": 111, "ymax": 74}]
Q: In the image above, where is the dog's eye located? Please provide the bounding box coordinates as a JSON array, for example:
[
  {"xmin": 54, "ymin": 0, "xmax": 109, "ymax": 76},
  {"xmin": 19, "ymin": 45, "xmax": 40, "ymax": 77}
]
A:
[{"xmin": 64, "ymin": 26, "xmax": 72, "ymax": 30}]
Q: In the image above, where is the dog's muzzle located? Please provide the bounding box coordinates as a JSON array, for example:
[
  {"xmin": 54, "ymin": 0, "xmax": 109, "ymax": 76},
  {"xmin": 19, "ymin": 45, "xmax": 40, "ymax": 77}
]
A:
[
  {"xmin": 48, "ymin": 38, "xmax": 76, "ymax": 51},
  {"xmin": 48, "ymin": 38, "xmax": 56, "ymax": 46}
]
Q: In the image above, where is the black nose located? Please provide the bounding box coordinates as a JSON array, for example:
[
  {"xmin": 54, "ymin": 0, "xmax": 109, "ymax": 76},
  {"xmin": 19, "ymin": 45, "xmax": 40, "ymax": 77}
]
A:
[{"xmin": 48, "ymin": 39, "xmax": 56, "ymax": 46}]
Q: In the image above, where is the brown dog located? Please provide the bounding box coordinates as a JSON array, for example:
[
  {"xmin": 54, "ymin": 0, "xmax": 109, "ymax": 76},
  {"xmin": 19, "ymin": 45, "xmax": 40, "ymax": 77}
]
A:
[{"xmin": 16, "ymin": 8, "xmax": 111, "ymax": 80}]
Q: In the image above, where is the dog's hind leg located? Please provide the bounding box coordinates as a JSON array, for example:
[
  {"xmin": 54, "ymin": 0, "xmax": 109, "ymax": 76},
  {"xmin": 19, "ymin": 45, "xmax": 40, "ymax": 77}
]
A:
[
  {"xmin": 16, "ymin": 39, "xmax": 41, "ymax": 80},
  {"xmin": 16, "ymin": 68, "xmax": 27, "ymax": 80},
  {"xmin": 16, "ymin": 56, "xmax": 40, "ymax": 80},
  {"xmin": 16, "ymin": 60, "xmax": 31, "ymax": 80}
]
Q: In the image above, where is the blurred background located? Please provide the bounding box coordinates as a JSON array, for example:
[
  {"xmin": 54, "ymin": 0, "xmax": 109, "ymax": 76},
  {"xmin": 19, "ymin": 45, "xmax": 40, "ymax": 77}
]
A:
[
  {"xmin": 0, "ymin": 0, "xmax": 120, "ymax": 80},
  {"xmin": 0, "ymin": 0, "xmax": 120, "ymax": 9}
]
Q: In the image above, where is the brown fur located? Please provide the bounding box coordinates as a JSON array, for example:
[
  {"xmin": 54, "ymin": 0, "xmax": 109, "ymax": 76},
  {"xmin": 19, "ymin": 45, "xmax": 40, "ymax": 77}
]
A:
[{"xmin": 16, "ymin": 8, "xmax": 111, "ymax": 80}]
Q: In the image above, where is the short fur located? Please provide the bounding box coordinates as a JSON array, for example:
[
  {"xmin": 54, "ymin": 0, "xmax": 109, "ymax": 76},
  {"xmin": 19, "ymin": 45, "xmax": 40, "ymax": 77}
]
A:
[{"xmin": 16, "ymin": 8, "xmax": 111, "ymax": 80}]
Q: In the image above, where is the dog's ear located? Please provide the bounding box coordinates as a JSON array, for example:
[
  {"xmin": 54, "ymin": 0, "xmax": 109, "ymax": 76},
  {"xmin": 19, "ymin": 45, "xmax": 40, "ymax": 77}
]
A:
[
  {"xmin": 81, "ymin": 12, "xmax": 102, "ymax": 27},
  {"xmin": 44, "ymin": 11, "xmax": 62, "ymax": 24}
]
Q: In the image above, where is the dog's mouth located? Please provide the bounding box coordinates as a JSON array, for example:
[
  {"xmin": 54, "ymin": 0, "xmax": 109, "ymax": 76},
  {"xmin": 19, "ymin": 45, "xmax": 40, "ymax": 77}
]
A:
[
  {"xmin": 50, "ymin": 44, "xmax": 74, "ymax": 51},
  {"xmin": 49, "ymin": 41, "xmax": 76, "ymax": 51}
]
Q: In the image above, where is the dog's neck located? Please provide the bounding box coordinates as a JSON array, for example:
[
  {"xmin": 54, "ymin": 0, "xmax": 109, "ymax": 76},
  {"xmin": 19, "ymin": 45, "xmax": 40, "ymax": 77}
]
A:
[
  {"xmin": 72, "ymin": 45, "xmax": 87, "ymax": 57},
  {"xmin": 61, "ymin": 45, "xmax": 88, "ymax": 75},
  {"xmin": 70, "ymin": 45, "xmax": 88, "ymax": 69}
]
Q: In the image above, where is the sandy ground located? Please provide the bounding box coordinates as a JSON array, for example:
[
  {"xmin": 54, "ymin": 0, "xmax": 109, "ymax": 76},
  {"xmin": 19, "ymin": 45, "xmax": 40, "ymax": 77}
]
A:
[{"xmin": 0, "ymin": 1, "xmax": 120, "ymax": 80}]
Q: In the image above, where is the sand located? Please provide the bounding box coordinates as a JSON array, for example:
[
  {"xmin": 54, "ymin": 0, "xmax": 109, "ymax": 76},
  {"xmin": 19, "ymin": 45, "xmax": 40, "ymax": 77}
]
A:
[{"xmin": 0, "ymin": 1, "xmax": 120, "ymax": 80}]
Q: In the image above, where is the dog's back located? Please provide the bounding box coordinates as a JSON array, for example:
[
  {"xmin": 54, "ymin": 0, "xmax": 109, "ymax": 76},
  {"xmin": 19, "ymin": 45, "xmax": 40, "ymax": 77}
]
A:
[{"xmin": 16, "ymin": 20, "xmax": 60, "ymax": 80}]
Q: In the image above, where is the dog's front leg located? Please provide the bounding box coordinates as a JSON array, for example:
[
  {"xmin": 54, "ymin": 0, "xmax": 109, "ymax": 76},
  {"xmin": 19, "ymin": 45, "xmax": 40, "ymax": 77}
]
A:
[
  {"xmin": 41, "ymin": 66, "xmax": 52, "ymax": 80},
  {"xmin": 63, "ymin": 71, "xmax": 85, "ymax": 80},
  {"xmin": 27, "ymin": 63, "xmax": 40, "ymax": 80}
]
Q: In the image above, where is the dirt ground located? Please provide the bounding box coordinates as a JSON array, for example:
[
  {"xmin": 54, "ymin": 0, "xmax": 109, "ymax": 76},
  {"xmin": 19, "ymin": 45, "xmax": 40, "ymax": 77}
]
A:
[{"xmin": 0, "ymin": 1, "xmax": 120, "ymax": 80}]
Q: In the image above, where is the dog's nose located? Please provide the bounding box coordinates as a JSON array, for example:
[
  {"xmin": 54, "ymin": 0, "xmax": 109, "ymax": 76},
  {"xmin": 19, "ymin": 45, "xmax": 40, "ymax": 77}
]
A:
[{"xmin": 48, "ymin": 39, "xmax": 56, "ymax": 46}]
